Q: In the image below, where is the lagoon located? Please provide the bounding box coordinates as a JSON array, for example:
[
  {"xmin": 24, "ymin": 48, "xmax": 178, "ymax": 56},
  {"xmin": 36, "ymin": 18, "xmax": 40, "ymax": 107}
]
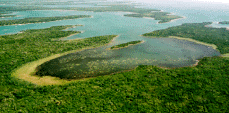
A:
[{"xmin": 0, "ymin": 5, "xmax": 225, "ymax": 78}]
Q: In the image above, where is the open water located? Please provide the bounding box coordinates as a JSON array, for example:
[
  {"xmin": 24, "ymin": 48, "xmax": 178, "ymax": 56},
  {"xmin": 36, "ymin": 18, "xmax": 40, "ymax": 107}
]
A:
[{"xmin": 1, "ymin": 0, "xmax": 228, "ymax": 78}]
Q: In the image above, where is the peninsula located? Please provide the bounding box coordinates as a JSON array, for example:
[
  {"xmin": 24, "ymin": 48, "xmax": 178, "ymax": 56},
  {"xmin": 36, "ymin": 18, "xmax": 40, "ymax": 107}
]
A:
[
  {"xmin": 69, "ymin": 5, "xmax": 182, "ymax": 23},
  {"xmin": 0, "ymin": 15, "xmax": 91, "ymax": 26},
  {"xmin": 110, "ymin": 40, "xmax": 144, "ymax": 49}
]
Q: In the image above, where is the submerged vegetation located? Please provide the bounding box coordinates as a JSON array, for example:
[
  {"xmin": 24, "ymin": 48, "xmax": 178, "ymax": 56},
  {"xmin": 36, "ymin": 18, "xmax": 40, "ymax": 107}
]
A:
[
  {"xmin": 0, "ymin": 22, "xmax": 228, "ymax": 112},
  {"xmin": 0, "ymin": 25, "xmax": 116, "ymax": 85},
  {"xmin": 0, "ymin": 1, "xmax": 228, "ymax": 111},
  {"xmin": 70, "ymin": 5, "xmax": 182, "ymax": 23},
  {"xmin": 0, "ymin": 15, "xmax": 91, "ymax": 26},
  {"xmin": 143, "ymin": 22, "xmax": 229, "ymax": 54},
  {"xmin": 219, "ymin": 21, "xmax": 229, "ymax": 24},
  {"xmin": 110, "ymin": 40, "xmax": 143, "ymax": 49}
]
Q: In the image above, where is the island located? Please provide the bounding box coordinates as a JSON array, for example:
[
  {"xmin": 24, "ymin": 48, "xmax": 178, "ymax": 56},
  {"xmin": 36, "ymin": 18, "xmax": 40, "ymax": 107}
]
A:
[
  {"xmin": 219, "ymin": 21, "xmax": 229, "ymax": 24},
  {"xmin": 110, "ymin": 40, "xmax": 143, "ymax": 49},
  {"xmin": 0, "ymin": 4, "xmax": 229, "ymax": 113},
  {"xmin": 70, "ymin": 5, "xmax": 183, "ymax": 23},
  {"xmin": 124, "ymin": 11, "xmax": 183, "ymax": 23},
  {"xmin": 0, "ymin": 15, "xmax": 91, "ymax": 26}
]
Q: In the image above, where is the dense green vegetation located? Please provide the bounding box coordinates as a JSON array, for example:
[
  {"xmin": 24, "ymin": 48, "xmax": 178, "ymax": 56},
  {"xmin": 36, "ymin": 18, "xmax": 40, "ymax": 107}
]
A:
[
  {"xmin": 110, "ymin": 40, "xmax": 142, "ymax": 49},
  {"xmin": 0, "ymin": 6, "xmax": 49, "ymax": 15},
  {"xmin": 0, "ymin": 6, "xmax": 47, "ymax": 19},
  {"xmin": 125, "ymin": 11, "xmax": 182, "ymax": 23},
  {"xmin": 0, "ymin": 4, "xmax": 228, "ymax": 111},
  {"xmin": 0, "ymin": 15, "xmax": 91, "ymax": 26},
  {"xmin": 1, "ymin": 24, "xmax": 228, "ymax": 112},
  {"xmin": 143, "ymin": 22, "xmax": 229, "ymax": 54},
  {"xmin": 70, "ymin": 5, "xmax": 182, "ymax": 23},
  {"xmin": 71, "ymin": 5, "xmax": 159, "ymax": 13},
  {"xmin": 0, "ymin": 14, "xmax": 17, "ymax": 18},
  {"xmin": 0, "ymin": 25, "xmax": 116, "ymax": 82},
  {"xmin": 219, "ymin": 21, "xmax": 229, "ymax": 24},
  {"xmin": 1, "ymin": 54, "xmax": 229, "ymax": 112},
  {"xmin": 0, "ymin": 5, "xmax": 181, "ymax": 24}
]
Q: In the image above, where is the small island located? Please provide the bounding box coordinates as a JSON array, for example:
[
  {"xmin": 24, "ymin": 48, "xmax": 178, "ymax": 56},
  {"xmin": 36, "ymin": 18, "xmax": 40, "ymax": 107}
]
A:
[
  {"xmin": 219, "ymin": 21, "xmax": 229, "ymax": 24},
  {"xmin": 110, "ymin": 40, "xmax": 144, "ymax": 49},
  {"xmin": 0, "ymin": 15, "xmax": 91, "ymax": 26},
  {"xmin": 124, "ymin": 12, "xmax": 183, "ymax": 23}
]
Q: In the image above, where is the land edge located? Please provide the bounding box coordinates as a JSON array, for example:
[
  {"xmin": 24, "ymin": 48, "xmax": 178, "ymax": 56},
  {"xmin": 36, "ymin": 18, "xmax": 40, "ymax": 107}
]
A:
[
  {"xmin": 154, "ymin": 16, "xmax": 186, "ymax": 24},
  {"xmin": 55, "ymin": 9, "xmax": 182, "ymax": 24},
  {"xmin": 107, "ymin": 40, "xmax": 145, "ymax": 50},
  {"xmin": 0, "ymin": 15, "xmax": 92, "ymax": 26},
  {"xmin": 143, "ymin": 35, "xmax": 218, "ymax": 50},
  {"xmin": 53, "ymin": 25, "xmax": 84, "ymax": 41},
  {"xmin": 142, "ymin": 35, "xmax": 229, "ymax": 66},
  {"xmin": 11, "ymin": 35, "xmax": 119, "ymax": 86},
  {"xmin": 204, "ymin": 23, "xmax": 229, "ymax": 31}
]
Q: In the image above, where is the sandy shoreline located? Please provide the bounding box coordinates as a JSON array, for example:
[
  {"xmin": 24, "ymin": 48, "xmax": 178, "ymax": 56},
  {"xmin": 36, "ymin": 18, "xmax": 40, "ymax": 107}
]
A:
[
  {"xmin": 168, "ymin": 36, "xmax": 218, "ymax": 50},
  {"xmin": 1, "ymin": 16, "xmax": 91, "ymax": 26},
  {"xmin": 156, "ymin": 16, "xmax": 186, "ymax": 24},
  {"xmin": 11, "ymin": 35, "xmax": 118, "ymax": 86},
  {"xmin": 108, "ymin": 40, "xmax": 145, "ymax": 50}
]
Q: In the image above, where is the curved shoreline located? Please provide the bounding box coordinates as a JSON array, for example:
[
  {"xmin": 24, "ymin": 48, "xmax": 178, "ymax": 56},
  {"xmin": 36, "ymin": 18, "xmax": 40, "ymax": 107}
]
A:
[
  {"xmin": 12, "ymin": 35, "xmax": 118, "ymax": 86},
  {"xmin": 143, "ymin": 35, "xmax": 218, "ymax": 50},
  {"xmin": 142, "ymin": 35, "xmax": 225, "ymax": 67},
  {"xmin": 12, "ymin": 47, "xmax": 95, "ymax": 86},
  {"xmin": 108, "ymin": 40, "xmax": 145, "ymax": 50},
  {"xmin": 0, "ymin": 16, "xmax": 91, "ymax": 26},
  {"xmin": 168, "ymin": 36, "xmax": 218, "ymax": 50}
]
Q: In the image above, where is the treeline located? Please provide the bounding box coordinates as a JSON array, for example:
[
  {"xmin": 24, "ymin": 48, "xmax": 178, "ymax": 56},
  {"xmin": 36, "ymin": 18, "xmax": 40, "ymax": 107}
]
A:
[
  {"xmin": 0, "ymin": 15, "xmax": 91, "ymax": 26},
  {"xmin": 0, "ymin": 25, "xmax": 228, "ymax": 112},
  {"xmin": 110, "ymin": 40, "xmax": 142, "ymax": 49},
  {"xmin": 71, "ymin": 5, "xmax": 159, "ymax": 14},
  {"xmin": 143, "ymin": 22, "xmax": 229, "ymax": 54},
  {"xmin": 1, "ymin": 50, "xmax": 229, "ymax": 112},
  {"xmin": 70, "ymin": 5, "xmax": 181, "ymax": 23},
  {"xmin": 0, "ymin": 14, "xmax": 17, "ymax": 18},
  {"xmin": 125, "ymin": 12, "xmax": 182, "ymax": 23},
  {"xmin": 0, "ymin": 25, "xmax": 116, "ymax": 77},
  {"xmin": 219, "ymin": 21, "xmax": 229, "ymax": 24}
]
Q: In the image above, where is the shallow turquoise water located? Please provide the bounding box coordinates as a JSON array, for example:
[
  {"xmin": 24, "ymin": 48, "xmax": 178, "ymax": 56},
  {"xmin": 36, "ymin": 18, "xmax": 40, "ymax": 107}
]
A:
[{"xmin": 0, "ymin": 3, "xmax": 224, "ymax": 75}]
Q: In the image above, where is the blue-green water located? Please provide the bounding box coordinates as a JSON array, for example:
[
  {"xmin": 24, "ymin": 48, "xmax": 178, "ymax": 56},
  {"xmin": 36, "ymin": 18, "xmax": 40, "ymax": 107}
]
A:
[{"xmin": 0, "ymin": 1, "xmax": 226, "ymax": 76}]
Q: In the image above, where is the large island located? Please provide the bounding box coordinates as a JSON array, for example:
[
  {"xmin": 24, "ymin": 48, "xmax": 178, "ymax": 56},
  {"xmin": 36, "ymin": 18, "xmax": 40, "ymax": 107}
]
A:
[
  {"xmin": 70, "ymin": 5, "xmax": 183, "ymax": 23},
  {"xmin": 0, "ymin": 15, "xmax": 91, "ymax": 26}
]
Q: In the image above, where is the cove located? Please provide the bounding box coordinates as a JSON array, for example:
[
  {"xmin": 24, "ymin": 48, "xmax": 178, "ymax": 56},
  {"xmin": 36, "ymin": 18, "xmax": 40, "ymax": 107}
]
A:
[{"xmin": 0, "ymin": 10, "xmax": 220, "ymax": 79}]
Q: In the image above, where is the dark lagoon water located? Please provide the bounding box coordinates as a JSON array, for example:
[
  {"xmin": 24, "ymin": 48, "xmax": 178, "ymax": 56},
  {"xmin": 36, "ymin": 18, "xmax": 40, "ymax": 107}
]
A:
[{"xmin": 1, "ymin": 0, "xmax": 227, "ymax": 78}]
